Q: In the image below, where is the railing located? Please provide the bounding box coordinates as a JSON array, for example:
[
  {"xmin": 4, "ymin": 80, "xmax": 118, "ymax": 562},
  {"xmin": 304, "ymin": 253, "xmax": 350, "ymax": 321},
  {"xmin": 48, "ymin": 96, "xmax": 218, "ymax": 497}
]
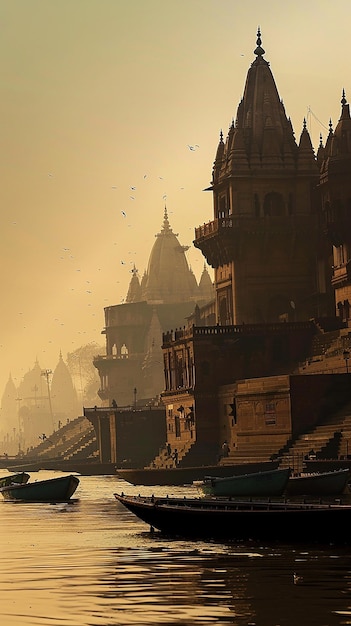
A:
[
  {"xmin": 194, "ymin": 215, "xmax": 314, "ymax": 241},
  {"xmin": 163, "ymin": 321, "xmax": 315, "ymax": 344}
]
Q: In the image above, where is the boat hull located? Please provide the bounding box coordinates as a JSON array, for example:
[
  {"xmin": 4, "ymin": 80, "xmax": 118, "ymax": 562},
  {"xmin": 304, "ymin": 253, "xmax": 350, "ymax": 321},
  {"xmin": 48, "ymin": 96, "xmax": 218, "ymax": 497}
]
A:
[
  {"xmin": 198, "ymin": 467, "xmax": 290, "ymax": 497},
  {"xmin": 0, "ymin": 474, "xmax": 80, "ymax": 502},
  {"xmin": 286, "ymin": 468, "xmax": 350, "ymax": 496},
  {"xmin": 115, "ymin": 493, "xmax": 351, "ymax": 544},
  {"xmin": 116, "ymin": 461, "xmax": 280, "ymax": 486}
]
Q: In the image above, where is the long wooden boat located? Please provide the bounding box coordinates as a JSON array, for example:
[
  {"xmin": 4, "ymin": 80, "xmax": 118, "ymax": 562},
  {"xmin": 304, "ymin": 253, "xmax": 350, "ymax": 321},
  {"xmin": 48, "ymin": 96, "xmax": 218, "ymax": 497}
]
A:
[
  {"xmin": 0, "ymin": 472, "xmax": 30, "ymax": 488},
  {"xmin": 114, "ymin": 493, "xmax": 351, "ymax": 544},
  {"xmin": 195, "ymin": 467, "xmax": 291, "ymax": 497},
  {"xmin": 285, "ymin": 468, "xmax": 350, "ymax": 496},
  {"xmin": 0, "ymin": 474, "xmax": 80, "ymax": 502},
  {"xmin": 116, "ymin": 461, "xmax": 280, "ymax": 486}
]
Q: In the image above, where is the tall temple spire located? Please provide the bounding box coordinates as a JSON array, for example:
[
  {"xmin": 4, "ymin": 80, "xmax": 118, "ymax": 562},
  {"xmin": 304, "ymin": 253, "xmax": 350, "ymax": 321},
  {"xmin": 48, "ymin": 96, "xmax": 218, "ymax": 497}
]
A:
[{"xmin": 211, "ymin": 25, "xmax": 298, "ymax": 180}]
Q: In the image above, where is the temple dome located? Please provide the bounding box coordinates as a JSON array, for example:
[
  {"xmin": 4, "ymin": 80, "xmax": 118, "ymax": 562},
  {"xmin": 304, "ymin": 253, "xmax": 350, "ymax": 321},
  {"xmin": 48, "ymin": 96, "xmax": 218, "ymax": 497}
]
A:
[{"xmin": 141, "ymin": 208, "xmax": 199, "ymax": 304}]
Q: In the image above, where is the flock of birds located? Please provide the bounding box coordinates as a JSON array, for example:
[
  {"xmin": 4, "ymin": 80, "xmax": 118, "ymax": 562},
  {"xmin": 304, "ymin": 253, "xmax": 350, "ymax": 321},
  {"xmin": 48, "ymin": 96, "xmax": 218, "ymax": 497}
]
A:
[{"xmin": 5, "ymin": 142, "xmax": 202, "ymax": 381}]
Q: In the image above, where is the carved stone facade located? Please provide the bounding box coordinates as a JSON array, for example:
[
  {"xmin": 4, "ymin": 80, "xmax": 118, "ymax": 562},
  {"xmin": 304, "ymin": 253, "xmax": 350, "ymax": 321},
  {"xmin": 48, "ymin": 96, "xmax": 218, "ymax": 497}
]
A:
[
  {"xmin": 194, "ymin": 30, "xmax": 334, "ymax": 325},
  {"xmin": 157, "ymin": 30, "xmax": 351, "ymax": 469}
]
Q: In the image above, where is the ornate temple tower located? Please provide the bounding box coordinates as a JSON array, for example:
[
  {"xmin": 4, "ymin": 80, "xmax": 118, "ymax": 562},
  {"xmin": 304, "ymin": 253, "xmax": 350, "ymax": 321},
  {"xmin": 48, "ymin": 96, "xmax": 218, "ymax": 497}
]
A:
[
  {"xmin": 51, "ymin": 352, "xmax": 79, "ymax": 421},
  {"xmin": 319, "ymin": 91, "xmax": 351, "ymax": 324},
  {"xmin": 194, "ymin": 29, "xmax": 333, "ymax": 324},
  {"xmin": 94, "ymin": 209, "xmax": 214, "ymax": 406}
]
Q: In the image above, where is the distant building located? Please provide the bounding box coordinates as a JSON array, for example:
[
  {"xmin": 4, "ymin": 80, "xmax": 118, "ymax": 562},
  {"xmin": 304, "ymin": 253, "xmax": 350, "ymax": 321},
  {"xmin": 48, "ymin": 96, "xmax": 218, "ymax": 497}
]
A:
[
  {"xmin": 0, "ymin": 374, "xmax": 18, "ymax": 436},
  {"xmin": 0, "ymin": 355, "xmax": 79, "ymax": 455},
  {"xmin": 93, "ymin": 208, "xmax": 214, "ymax": 406},
  {"xmin": 51, "ymin": 351, "xmax": 80, "ymax": 423}
]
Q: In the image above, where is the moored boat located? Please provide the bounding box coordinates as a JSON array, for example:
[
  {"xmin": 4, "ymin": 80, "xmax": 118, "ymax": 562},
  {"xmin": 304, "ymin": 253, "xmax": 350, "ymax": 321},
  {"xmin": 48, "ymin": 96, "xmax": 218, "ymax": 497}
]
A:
[
  {"xmin": 0, "ymin": 472, "xmax": 30, "ymax": 488},
  {"xmin": 195, "ymin": 467, "xmax": 291, "ymax": 497},
  {"xmin": 114, "ymin": 492, "xmax": 351, "ymax": 544},
  {"xmin": 116, "ymin": 461, "xmax": 280, "ymax": 486},
  {"xmin": 0, "ymin": 474, "xmax": 80, "ymax": 502},
  {"xmin": 285, "ymin": 468, "xmax": 350, "ymax": 497}
]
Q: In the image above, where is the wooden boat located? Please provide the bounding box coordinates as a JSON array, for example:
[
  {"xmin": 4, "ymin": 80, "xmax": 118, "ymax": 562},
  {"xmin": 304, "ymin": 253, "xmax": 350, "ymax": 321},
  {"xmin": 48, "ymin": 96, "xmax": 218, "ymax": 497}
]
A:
[
  {"xmin": 0, "ymin": 474, "xmax": 80, "ymax": 502},
  {"xmin": 116, "ymin": 460, "xmax": 280, "ymax": 486},
  {"xmin": 195, "ymin": 467, "xmax": 291, "ymax": 497},
  {"xmin": 114, "ymin": 493, "xmax": 351, "ymax": 544},
  {"xmin": 0, "ymin": 472, "xmax": 30, "ymax": 488},
  {"xmin": 285, "ymin": 468, "xmax": 350, "ymax": 497}
]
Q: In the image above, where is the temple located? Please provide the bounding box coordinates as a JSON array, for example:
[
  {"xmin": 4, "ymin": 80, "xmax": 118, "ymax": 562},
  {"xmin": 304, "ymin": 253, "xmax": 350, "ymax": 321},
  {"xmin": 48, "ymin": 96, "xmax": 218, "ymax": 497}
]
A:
[
  {"xmin": 20, "ymin": 29, "xmax": 351, "ymax": 473},
  {"xmin": 93, "ymin": 207, "xmax": 214, "ymax": 407}
]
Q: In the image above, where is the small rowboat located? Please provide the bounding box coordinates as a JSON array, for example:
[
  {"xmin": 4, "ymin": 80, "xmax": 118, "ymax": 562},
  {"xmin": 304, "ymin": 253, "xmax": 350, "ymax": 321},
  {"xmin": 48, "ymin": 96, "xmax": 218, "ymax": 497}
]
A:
[
  {"xmin": 114, "ymin": 492, "xmax": 351, "ymax": 544},
  {"xmin": 0, "ymin": 472, "xmax": 30, "ymax": 488},
  {"xmin": 0, "ymin": 474, "xmax": 79, "ymax": 502},
  {"xmin": 285, "ymin": 468, "xmax": 350, "ymax": 496},
  {"xmin": 195, "ymin": 467, "xmax": 291, "ymax": 497}
]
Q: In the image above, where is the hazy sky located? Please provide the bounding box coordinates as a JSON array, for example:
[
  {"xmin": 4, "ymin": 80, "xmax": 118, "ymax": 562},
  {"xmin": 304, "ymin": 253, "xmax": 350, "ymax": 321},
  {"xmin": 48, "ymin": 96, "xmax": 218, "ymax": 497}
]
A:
[{"xmin": 1, "ymin": 0, "xmax": 350, "ymax": 399}]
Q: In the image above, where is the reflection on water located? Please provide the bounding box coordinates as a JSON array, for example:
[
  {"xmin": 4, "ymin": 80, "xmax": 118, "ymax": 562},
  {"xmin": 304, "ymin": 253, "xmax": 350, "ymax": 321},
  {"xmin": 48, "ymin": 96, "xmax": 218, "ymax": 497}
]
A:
[{"xmin": 0, "ymin": 471, "xmax": 351, "ymax": 625}]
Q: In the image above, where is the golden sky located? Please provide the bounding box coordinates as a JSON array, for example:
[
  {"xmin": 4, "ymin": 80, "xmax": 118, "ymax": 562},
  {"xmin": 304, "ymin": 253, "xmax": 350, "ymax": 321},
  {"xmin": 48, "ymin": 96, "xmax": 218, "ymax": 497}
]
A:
[{"xmin": 0, "ymin": 0, "xmax": 350, "ymax": 399}]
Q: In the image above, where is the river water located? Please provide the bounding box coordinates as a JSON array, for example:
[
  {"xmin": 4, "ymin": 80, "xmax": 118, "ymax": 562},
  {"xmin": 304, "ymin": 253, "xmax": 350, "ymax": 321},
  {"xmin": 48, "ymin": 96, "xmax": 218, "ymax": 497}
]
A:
[{"xmin": 1, "ymin": 470, "xmax": 351, "ymax": 626}]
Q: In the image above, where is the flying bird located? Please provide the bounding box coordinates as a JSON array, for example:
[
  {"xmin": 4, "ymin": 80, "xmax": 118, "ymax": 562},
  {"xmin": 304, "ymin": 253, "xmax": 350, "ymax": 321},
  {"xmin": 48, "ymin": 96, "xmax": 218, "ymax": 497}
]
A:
[{"xmin": 121, "ymin": 211, "xmax": 127, "ymax": 217}]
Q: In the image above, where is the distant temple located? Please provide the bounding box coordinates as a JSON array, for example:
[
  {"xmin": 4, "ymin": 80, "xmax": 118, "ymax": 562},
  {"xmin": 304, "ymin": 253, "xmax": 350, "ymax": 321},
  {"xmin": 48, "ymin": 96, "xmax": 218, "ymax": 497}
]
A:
[
  {"xmin": 93, "ymin": 207, "xmax": 215, "ymax": 406},
  {"xmin": 0, "ymin": 355, "xmax": 79, "ymax": 455}
]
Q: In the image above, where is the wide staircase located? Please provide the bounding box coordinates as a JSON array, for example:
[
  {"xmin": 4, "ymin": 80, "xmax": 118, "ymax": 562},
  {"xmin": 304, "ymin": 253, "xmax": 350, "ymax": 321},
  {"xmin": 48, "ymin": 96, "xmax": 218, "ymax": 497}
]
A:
[
  {"xmin": 277, "ymin": 400, "xmax": 351, "ymax": 473},
  {"xmin": 147, "ymin": 440, "xmax": 219, "ymax": 469},
  {"xmin": 220, "ymin": 435, "xmax": 289, "ymax": 467},
  {"xmin": 26, "ymin": 416, "xmax": 98, "ymax": 461}
]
